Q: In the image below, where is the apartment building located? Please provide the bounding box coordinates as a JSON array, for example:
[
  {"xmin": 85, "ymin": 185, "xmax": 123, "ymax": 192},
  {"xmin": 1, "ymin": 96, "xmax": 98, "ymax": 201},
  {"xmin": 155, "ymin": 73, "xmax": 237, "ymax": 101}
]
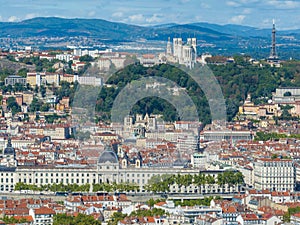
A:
[
  {"xmin": 254, "ymin": 158, "xmax": 295, "ymax": 192},
  {"xmin": 4, "ymin": 75, "xmax": 27, "ymax": 86}
]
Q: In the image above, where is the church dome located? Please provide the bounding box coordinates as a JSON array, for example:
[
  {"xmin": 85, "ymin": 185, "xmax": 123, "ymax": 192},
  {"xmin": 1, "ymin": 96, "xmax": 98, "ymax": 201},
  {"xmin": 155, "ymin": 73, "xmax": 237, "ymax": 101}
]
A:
[
  {"xmin": 3, "ymin": 138, "xmax": 15, "ymax": 156},
  {"xmin": 98, "ymin": 145, "xmax": 118, "ymax": 164},
  {"xmin": 4, "ymin": 147, "xmax": 15, "ymax": 155}
]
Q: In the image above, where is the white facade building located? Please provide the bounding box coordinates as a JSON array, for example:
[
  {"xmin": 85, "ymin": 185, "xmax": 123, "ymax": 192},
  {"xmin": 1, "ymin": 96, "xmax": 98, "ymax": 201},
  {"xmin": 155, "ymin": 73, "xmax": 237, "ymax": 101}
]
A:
[
  {"xmin": 74, "ymin": 75, "xmax": 102, "ymax": 86},
  {"xmin": 254, "ymin": 158, "xmax": 295, "ymax": 192},
  {"xmin": 56, "ymin": 54, "xmax": 72, "ymax": 62},
  {"xmin": 0, "ymin": 145, "xmax": 244, "ymax": 194},
  {"xmin": 172, "ymin": 37, "xmax": 197, "ymax": 68}
]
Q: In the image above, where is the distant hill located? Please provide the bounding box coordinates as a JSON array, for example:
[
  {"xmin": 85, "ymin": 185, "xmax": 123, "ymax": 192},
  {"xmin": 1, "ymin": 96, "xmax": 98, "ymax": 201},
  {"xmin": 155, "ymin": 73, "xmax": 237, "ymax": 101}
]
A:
[
  {"xmin": 0, "ymin": 17, "xmax": 232, "ymax": 42},
  {"xmin": 0, "ymin": 17, "xmax": 150, "ymax": 40},
  {"xmin": 190, "ymin": 22, "xmax": 272, "ymax": 37},
  {"xmin": 1, "ymin": 17, "xmax": 299, "ymax": 40},
  {"xmin": 2, "ymin": 17, "xmax": 300, "ymax": 59}
]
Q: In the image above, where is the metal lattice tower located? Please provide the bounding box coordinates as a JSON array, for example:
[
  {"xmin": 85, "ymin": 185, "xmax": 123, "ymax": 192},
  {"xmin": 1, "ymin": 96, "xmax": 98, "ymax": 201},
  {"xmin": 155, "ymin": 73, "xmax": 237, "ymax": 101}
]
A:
[{"xmin": 270, "ymin": 19, "xmax": 278, "ymax": 59}]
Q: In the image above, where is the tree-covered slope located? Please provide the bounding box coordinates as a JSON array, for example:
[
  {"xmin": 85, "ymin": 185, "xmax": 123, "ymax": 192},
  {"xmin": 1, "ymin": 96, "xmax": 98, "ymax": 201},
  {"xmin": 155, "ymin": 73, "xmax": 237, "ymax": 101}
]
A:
[{"xmin": 96, "ymin": 59, "xmax": 300, "ymax": 124}]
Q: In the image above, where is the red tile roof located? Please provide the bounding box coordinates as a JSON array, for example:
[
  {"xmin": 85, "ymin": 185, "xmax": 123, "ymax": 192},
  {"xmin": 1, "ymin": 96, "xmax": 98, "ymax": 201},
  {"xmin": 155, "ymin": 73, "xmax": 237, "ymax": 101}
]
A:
[{"xmin": 34, "ymin": 207, "xmax": 55, "ymax": 215}]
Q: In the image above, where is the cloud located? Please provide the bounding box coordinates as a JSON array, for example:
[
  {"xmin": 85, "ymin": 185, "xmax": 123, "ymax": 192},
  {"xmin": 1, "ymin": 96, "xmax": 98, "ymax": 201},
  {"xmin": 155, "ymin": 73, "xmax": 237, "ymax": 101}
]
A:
[
  {"xmin": 239, "ymin": 0, "xmax": 259, "ymax": 3},
  {"xmin": 112, "ymin": 12, "xmax": 124, "ymax": 18},
  {"xmin": 88, "ymin": 11, "xmax": 96, "ymax": 17},
  {"xmin": 226, "ymin": 0, "xmax": 260, "ymax": 7},
  {"xmin": 242, "ymin": 8, "xmax": 252, "ymax": 14},
  {"xmin": 266, "ymin": 0, "xmax": 299, "ymax": 9},
  {"xmin": 261, "ymin": 18, "xmax": 272, "ymax": 27},
  {"xmin": 200, "ymin": 3, "xmax": 210, "ymax": 9},
  {"xmin": 261, "ymin": 18, "xmax": 282, "ymax": 28},
  {"xmin": 128, "ymin": 14, "xmax": 144, "ymax": 23},
  {"xmin": 226, "ymin": 1, "xmax": 240, "ymax": 7},
  {"xmin": 25, "ymin": 13, "xmax": 38, "ymax": 20},
  {"xmin": 146, "ymin": 14, "xmax": 162, "ymax": 23},
  {"xmin": 8, "ymin": 16, "xmax": 19, "ymax": 22},
  {"xmin": 235, "ymin": 0, "xmax": 260, "ymax": 4},
  {"xmin": 195, "ymin": 15, "xmax": 202, "ymax": 21},
  {"xmin": 229, "ymin": 15, "xmax": 246, "ymax": 24}
]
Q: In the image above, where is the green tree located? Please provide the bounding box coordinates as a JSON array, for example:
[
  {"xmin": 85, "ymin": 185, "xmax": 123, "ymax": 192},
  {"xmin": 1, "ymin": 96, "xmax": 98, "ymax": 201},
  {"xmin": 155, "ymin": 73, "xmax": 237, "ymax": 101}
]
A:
[
  {"xmin": 79, "ymin": 55, "xmax": 94, "ymax": 62},
  {"xmin": 40, "ymin": 85, "xmax": 46, "ymax": 98},
  {"xmin": 40, "ymin": 103, "xmax": 50, "ymax": 112},
  {"xmin": 2, "ymin": 215, "xmax": 29, "ymax": 224},
  {"xmin": 34, "ymin": 85, "xmax": 39, "ymax": 93},
  {"xmin": 17, "ymin": 68, "xmax": 29, "ymax": 77},
  {"xmin": 53, "ymin": 213, "xmax": 101, "ymax": 225},
  {"xmin": 7, "ymin": 96, "xmax": 21, "ymax": 115},
  {"xmin": 75, "ymin": 131, "xmax": 91, "ymax": 141},
  {"xmin": 108, "ymin": 212, "xmax": 127, "ymax": 225},
  {"xmin": 146, "ymin": 198, "xmax": 166, "ymax": 207},
  {"xmin": 13, "ymin": 82, "xmax": 25, "ymax": 92},
  {"xmin": 29, "ymin": 97, "xmax": 42, "ymax": 112}
]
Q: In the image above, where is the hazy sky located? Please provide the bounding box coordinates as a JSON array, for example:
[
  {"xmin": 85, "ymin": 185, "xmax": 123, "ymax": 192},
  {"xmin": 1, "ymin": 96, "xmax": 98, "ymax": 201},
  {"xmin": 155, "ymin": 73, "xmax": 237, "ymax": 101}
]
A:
[{"xmin": 1, "ymin": 0, "xmax": 300, "ymax": 30}]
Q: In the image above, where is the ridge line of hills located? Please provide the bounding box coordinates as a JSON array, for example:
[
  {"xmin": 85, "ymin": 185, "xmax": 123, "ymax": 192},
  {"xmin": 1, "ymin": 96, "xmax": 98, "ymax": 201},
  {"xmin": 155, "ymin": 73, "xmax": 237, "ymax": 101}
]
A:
[{"xmin": 0, "ymin": 17, "xmax": 297, "ymax": 41}]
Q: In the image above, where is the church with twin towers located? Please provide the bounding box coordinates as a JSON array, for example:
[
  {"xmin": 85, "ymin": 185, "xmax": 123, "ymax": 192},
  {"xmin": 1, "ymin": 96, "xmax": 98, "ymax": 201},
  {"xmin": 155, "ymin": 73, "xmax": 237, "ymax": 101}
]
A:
[{"xmin": 166, "ymin": 37, "xmax": 197, "ymax": 68}]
